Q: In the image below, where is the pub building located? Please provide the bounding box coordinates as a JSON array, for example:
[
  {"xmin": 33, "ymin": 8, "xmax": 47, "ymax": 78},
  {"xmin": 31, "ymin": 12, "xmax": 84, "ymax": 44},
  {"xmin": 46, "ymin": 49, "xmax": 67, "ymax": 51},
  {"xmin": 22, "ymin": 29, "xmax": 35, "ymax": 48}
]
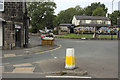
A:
[{"xmin": 0, "ymin": 1, "xmax": 29, "ymax": 50}]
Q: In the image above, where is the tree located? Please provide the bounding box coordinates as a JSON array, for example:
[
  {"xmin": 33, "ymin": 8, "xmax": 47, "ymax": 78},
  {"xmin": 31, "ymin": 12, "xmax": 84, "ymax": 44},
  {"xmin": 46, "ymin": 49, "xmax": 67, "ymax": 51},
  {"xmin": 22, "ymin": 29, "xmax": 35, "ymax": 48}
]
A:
[
  {"xmin": 27, "ymin": 1, "xmax": 56, "ymax": 33},
  {"xmin": 84, "ymin": 2, "xmax": 108, "ymax": 16},
  {"xmin": 110, "ymin": 10, "xmax": 120, "ymax": 25},
  {"xmin": 92, "ymin": 7, "xmax": 106, "ymax": 16},
  {"xmin": 54, "ymin": 5, "xmax": 84, "ymax": 26}
]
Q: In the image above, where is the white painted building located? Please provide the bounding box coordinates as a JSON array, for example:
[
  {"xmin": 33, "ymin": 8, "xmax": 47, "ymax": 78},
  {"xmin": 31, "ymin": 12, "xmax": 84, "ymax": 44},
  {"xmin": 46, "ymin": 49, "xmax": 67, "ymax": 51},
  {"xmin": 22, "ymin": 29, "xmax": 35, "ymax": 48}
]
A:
[{"xmin": 72, "ymin": 15, "xmax": 111, "ymax": 27}]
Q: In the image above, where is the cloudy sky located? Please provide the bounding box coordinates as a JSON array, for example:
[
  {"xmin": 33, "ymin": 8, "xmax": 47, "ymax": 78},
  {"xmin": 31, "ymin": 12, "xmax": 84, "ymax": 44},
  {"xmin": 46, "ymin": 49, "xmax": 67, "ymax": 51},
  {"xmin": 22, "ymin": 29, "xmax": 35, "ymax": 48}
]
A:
[{"xmin": 54, "ymin": 0, "xmax": 120, "ymax": 15}]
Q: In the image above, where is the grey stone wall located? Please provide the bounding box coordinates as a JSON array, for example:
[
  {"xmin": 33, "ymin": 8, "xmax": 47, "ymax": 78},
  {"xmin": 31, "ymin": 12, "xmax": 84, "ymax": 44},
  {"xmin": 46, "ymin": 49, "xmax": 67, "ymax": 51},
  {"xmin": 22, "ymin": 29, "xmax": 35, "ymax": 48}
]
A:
[{"xmin": 2, "ymin": 2, "xmax": 25, "ymax": 49}]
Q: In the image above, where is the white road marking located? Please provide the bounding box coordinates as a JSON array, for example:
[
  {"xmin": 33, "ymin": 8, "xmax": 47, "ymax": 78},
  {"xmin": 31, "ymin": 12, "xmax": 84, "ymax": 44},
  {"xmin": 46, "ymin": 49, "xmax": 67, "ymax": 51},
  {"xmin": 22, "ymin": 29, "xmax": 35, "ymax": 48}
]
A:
[
  {"xmin": 46, "ymin": 76, "xmax": 92, "ymax": 78},
  {"xmin": 54, "ymin": 57, "xmax": 57, "ymax": 59}
]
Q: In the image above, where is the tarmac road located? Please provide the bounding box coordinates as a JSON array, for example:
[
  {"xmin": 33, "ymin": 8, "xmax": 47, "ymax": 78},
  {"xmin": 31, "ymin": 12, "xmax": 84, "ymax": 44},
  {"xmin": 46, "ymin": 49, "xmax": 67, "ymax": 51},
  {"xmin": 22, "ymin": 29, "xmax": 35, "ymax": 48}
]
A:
[{"xmin": 2, "ymin": 36, "xmax": 118, "ymax": 78}]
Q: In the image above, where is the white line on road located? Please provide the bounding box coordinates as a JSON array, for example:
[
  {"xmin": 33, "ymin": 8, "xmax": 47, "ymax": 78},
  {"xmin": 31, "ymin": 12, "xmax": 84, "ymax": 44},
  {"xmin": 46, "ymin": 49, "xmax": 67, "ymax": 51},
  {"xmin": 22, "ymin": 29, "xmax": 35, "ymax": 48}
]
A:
[
  {"xmin": 46, "ymin": 76, "xmax": 92, "ymax": 78},
  {"xmin": 54, "ymin": 57, "xmax": 57, "ymax": 59}
]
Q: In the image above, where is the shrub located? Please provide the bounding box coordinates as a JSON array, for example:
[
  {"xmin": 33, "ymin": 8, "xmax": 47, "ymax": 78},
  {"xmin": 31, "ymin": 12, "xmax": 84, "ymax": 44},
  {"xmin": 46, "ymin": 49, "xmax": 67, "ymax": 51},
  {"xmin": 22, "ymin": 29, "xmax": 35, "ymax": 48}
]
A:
[
  {"xmin": 53, "ymin": 30, "xmax": 58, "ymax": 35},
  {"xmin": 28, "ymin": 28, "xmax": 37, "ymax": 33}
]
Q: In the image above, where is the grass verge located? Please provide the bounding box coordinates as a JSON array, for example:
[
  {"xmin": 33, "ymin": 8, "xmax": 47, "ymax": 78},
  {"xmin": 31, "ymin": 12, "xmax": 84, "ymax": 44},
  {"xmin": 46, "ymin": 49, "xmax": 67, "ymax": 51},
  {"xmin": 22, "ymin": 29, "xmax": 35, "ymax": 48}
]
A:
[{"xmin": 56, "ymin": 34, "xmax": 117, "ymax": 38}]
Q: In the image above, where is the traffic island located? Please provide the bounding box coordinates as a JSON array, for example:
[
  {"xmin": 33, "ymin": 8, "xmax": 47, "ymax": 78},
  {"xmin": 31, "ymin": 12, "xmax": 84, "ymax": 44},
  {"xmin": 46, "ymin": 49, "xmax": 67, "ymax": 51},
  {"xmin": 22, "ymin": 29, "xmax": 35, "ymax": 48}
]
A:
[
  {"xmin": 50, "ymin": 68, "xmax": 88, "ymax": 76},
  {"xmin": 32, "ymin": 58, "xmax": 89, "ymax": 77}
]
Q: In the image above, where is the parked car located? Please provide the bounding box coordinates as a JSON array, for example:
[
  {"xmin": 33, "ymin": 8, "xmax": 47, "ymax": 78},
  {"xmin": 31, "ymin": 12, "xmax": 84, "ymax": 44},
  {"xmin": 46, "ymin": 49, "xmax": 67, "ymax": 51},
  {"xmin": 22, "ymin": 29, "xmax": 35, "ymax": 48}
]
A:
[
  {"xmin": 41, "ymin": 33, "xmax": 54, "ymax": 40},
  {"xmin": 39, "ymin": 30, "xmax": 45, "ymax": 33}
]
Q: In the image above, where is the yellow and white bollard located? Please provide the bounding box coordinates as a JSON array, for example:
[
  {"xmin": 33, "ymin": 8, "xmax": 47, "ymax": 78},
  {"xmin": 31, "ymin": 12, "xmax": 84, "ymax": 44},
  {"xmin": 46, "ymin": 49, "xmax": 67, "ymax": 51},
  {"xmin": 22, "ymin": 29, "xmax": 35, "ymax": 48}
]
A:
[{"xmin": 65, "ymin": 48, "xmax": 75, "ymax": 69}]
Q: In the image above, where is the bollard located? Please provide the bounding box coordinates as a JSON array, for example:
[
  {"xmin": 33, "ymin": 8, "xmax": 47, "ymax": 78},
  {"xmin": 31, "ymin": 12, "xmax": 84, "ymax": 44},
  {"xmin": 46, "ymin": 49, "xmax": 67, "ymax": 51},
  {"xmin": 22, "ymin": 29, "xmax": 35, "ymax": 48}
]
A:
[{"xmin": 65, "ymin": 48, "xmax": 75, "ymax": 69}]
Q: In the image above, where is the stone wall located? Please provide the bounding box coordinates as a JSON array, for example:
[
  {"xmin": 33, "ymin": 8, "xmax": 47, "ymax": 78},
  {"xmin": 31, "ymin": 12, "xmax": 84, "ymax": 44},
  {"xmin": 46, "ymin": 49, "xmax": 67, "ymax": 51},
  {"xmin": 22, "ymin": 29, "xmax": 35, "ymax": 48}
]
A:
[{"xmin": 2, "ymin": 2, "xmax": 25, "ymax": 49}]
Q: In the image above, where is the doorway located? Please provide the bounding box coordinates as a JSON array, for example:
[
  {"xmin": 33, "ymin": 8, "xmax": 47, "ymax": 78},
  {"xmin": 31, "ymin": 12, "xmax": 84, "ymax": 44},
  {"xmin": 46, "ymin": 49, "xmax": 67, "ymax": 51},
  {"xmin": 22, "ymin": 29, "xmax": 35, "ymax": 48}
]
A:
[{"xmin": 15, "ymin": 29, "xmax": 21, "ymax": 47}]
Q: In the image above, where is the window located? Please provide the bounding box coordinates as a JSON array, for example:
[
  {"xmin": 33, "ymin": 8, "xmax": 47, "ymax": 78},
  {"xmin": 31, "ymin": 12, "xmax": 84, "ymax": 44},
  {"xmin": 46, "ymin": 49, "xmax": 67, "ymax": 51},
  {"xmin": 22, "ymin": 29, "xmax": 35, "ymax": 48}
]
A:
[
  {"xmin": 91, "ymin": 20, "xmax": 97, "ymax": 24},
  {"xmin": 102, "ymin": 21, "xmax": 106, "ymax": 24},
  {"xmin": 81, "ymin": 20, "xmax": 86, "ymax": 24},
  {"xmin": 0, "ymin": 0, "xmax": 4, "ymax": 11},
  {"xmin": 61, "ymin": 27, "xmax": 68, "ymax": 32}
]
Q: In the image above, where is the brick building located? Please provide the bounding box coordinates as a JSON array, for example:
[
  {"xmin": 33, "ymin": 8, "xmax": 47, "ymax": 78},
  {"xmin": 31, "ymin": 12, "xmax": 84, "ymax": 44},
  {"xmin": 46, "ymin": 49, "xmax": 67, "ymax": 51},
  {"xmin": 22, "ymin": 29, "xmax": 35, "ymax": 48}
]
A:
[{"xmin": 0, "ymin": 2, "xmax": 29, "ymax": 49}]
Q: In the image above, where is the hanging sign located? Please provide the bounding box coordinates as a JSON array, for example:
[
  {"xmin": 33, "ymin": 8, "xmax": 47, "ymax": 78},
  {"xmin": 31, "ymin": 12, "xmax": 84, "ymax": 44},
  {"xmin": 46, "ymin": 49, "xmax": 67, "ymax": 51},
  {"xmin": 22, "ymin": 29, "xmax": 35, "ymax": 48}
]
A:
[{"xmin": 15, "ymin": 24, "xmax": 21, "ymax": 29}]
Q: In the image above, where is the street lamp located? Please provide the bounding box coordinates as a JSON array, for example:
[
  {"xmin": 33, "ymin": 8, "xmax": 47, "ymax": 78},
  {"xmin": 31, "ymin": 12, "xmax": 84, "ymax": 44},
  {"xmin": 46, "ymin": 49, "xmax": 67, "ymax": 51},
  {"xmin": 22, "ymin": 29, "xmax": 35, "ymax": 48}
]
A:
[
  {"xmin": 111, "ymin": 0, "xmax": 115, "ymax": 40},
  {"xmin": 112, "ymin": 0, "xmax": 114, "ymax": 12}
]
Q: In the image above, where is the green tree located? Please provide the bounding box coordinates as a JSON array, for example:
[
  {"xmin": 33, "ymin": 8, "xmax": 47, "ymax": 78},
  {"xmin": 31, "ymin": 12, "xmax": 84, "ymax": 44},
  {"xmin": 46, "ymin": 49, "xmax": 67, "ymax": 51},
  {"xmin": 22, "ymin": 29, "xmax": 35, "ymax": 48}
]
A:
[
  {"xmin": 92, "ymin": 7, "xmax": 106, "ymax": 16},
  {"xmin": 54, "ymin": 5, "xmax": 84, "ymax": 26},
  {"xmin": 110, "ymin": 10, "xmax": 120, "ymax": 25},
  {"xmin": 27, "ymin": 1, "xmax": 56, "ymax": 33},
  {"xmin": 84, "ymin": 2, "xmax": 108, "ymax": 16}
]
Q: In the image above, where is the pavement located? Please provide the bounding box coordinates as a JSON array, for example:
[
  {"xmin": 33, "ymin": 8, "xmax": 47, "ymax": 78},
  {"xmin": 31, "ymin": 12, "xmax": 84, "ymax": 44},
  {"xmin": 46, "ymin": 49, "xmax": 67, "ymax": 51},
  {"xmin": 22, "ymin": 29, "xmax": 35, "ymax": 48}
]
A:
[
  {"xmin": 3, "ymin": 58, "xmax": 89, "ymax": 78},
  {"xmin": 2, "ymin": 36, "xmax": 118, "ymax": 78},
  {"xmin": 2, "ymin": 36, "xmax": 59, "ymax": 58}
]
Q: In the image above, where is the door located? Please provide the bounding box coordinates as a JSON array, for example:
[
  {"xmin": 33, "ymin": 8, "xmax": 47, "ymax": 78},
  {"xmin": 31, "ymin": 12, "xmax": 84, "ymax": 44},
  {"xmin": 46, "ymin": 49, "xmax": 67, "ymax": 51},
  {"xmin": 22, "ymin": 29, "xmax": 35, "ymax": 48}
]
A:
[
  {"xmin": 0, "ymin": 25, "xmax": 2, "ymax": 47},
  {"xmin": 15, "ymin": 29, "xmax": 21, "ymax": 47}
]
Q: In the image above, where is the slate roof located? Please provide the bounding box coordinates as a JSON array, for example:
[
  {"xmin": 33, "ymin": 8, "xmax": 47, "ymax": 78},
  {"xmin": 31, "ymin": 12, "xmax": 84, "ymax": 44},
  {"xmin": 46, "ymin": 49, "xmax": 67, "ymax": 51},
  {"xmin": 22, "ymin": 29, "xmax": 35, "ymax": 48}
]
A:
[
  {"xmin": 59, "ymin": 24, "xmax": 73, "ymax": 26},
  {"xmin": 74, "ymin": 15, "xmax": 110, "ymax": 20}
]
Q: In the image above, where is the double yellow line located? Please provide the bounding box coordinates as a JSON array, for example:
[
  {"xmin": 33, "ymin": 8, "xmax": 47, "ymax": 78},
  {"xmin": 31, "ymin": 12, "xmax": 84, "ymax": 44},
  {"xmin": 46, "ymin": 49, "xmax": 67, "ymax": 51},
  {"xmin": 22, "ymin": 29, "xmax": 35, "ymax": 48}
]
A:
[{"xmin": 34, "ymin": 44, "xmax": 62, "ymax": 54}]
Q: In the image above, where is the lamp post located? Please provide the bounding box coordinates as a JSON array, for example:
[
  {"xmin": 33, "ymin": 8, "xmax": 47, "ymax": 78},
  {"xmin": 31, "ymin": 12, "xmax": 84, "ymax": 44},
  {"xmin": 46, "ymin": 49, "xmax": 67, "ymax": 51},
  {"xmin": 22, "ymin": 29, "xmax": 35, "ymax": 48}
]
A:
[
  {"xmin": 112, "ymin": 0, "xmax": 114, "ymax": 12},
  {"xmin": 111, "ymin": 0, "xmax": 115, "ymax": 40}
]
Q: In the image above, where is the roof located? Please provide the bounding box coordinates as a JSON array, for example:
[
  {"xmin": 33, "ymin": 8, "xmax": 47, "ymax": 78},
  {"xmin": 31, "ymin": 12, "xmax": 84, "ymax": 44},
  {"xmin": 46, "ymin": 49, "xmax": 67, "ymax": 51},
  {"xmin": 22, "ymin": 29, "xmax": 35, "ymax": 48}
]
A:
[
  {"xmin": 59, "ymin": 24, "xmax": 73, "ymax": 26},
  {"xmin": 74, "ymin": 15, "xmax": 110, "ymax": 20}
]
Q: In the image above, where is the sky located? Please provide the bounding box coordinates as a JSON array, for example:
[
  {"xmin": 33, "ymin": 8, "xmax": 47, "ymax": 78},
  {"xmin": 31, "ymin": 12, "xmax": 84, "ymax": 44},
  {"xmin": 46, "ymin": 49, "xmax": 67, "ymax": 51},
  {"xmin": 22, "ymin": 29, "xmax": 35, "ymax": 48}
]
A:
[{"xmin": 54, "ymin": 0, "xmax": 120, "ymax": 15}]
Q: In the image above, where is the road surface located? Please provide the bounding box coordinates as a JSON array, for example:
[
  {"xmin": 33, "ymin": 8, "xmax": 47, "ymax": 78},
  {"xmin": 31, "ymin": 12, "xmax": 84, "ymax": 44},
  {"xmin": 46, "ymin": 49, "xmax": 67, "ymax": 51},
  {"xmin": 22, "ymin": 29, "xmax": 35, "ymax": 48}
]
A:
[{"xmin": 2, "ymin": 36, "xmax": 118, "ymax": 78}]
